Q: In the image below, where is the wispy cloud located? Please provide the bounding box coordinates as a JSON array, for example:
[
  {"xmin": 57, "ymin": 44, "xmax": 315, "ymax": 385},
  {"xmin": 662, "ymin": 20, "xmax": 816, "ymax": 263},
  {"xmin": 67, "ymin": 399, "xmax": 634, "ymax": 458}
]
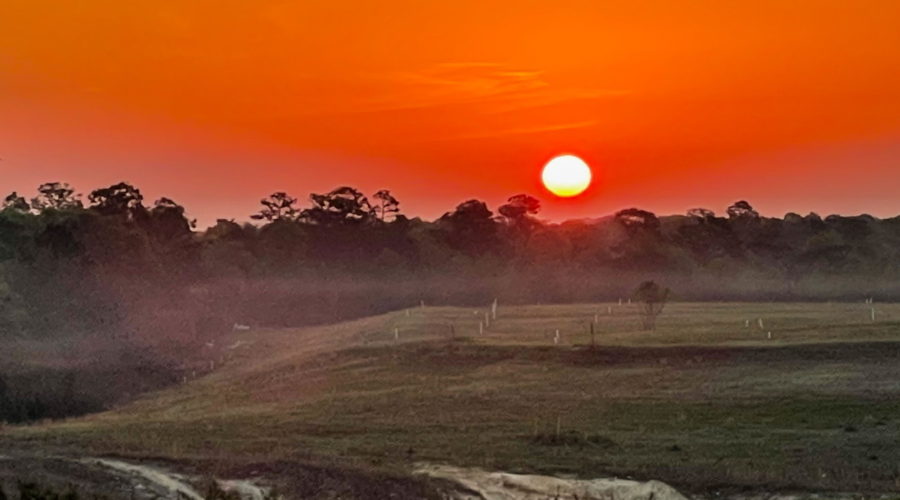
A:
[
  {"xmin": 433, "ymin": 120, "xmax": 599, "ymax": 142},
  {"xmin": 348, "ymin": 62, "xmax": 627, "ymax": 114}
]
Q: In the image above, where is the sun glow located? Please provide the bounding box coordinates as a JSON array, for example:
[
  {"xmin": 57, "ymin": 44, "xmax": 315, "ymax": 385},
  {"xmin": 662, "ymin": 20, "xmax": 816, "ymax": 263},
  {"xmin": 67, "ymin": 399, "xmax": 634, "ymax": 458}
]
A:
[{"xmin": 541, "ymin": 155, "xmax": 592, "ymax": 197}]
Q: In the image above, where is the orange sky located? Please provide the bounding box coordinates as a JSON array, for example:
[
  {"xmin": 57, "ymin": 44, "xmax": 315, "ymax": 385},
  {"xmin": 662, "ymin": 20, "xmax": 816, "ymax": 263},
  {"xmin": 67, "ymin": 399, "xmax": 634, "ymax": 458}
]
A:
[{"xmin": 2, "ymin": 1, "xmax": 900, "ymax": 225}]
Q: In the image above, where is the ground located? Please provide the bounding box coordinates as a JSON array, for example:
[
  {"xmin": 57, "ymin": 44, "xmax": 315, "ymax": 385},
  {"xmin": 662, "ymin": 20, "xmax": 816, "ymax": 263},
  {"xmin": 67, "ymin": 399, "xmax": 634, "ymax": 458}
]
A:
[{"xmin": 4, "ymin": 302, "xmax": 900, "ymax": 497}]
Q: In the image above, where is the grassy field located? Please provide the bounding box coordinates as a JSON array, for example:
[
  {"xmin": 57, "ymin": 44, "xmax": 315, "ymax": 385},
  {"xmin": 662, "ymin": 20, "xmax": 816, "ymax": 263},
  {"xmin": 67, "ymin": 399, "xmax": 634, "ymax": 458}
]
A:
[{"xmin": 7, "ymin": 301, "xmax": 900, "ymax": 494}]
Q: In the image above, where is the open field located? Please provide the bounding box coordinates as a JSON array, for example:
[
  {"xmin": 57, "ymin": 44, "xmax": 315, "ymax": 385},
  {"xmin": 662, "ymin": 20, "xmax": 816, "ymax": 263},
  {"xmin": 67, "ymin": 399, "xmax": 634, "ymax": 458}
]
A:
[{"xmin": 6, "ymin": 302, "xmax": 900, "ymax": 495}]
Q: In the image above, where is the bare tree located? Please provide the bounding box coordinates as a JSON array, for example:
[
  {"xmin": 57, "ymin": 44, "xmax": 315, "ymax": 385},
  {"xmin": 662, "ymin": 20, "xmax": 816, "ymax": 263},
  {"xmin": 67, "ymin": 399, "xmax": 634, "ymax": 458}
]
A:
[{"xmin": 633, "ymin": 281, "xmax": 670, "ymax": 331}]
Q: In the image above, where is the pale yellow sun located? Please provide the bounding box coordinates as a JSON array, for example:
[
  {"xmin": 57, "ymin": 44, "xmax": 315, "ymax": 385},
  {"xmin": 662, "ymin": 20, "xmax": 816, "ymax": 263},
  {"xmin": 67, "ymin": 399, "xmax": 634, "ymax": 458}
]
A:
[{"xmin": 541, "ymin": 155, "xmax": 592, "ymax": 197}]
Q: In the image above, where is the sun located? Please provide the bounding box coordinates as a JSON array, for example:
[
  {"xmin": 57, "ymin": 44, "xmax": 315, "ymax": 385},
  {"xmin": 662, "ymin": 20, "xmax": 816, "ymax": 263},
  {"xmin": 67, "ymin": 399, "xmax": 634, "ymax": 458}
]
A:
[{"xmin": 541, "ymin": 155, "xmax": 592, "ymax": 197}]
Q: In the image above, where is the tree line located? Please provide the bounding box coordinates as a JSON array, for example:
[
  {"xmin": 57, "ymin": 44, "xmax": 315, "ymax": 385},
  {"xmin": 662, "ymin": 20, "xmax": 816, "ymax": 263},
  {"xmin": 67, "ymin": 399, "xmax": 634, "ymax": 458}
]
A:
[
  {"xmin": 3, "ymin": 180, "xmax": 899, "ymax": 421},
  {"xmin": 2, "ymin": 180, "xmax": 899, "ymax": 344}
]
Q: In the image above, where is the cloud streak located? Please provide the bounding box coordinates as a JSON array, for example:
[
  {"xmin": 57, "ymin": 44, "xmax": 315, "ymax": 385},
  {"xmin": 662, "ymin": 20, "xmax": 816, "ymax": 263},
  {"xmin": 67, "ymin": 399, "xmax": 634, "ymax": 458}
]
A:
[
  {"xmin": 431, "ymin": 119, "xmax": 599, "ymax": 142},
  {"xmin": 344, "ymin": 62, "xmax": 628, "ymax": 115}
]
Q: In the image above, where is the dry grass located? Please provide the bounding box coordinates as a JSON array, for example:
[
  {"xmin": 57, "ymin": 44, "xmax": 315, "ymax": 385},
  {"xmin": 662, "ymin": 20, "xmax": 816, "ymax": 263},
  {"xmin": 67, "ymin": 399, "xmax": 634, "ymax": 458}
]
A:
[{"xmin": 8, "ymin": 302, "xmax": 900, "ymax": 494}]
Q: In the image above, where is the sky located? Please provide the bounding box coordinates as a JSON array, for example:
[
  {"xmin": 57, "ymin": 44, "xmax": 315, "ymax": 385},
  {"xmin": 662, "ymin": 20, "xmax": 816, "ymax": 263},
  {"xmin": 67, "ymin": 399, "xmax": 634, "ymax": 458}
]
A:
[{"xmin": 2, "ymin": 1, "xmax": 900, "ymax": 226}]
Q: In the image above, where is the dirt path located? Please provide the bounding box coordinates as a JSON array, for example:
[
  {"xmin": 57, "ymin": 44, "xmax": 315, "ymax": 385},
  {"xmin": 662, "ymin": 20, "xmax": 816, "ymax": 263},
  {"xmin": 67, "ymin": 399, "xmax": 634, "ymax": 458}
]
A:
[
  {"xmin": 84, "ymin": 458, "xmax": 206, "ymax": 500},
  {"xmin": 4, "ymin": 453, "xmax": 883, "ymax": 500},
  {"xmin": 0, "ymin": 454, "xmax": 270, "ymax": 499}
]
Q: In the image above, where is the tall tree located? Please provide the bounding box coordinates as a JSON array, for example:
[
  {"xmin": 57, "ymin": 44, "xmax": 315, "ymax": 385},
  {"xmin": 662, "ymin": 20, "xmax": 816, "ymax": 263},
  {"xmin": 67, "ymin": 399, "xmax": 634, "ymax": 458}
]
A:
[
  {"xmin": 372, "ymin": 189, "xmax": 400, "ymax": 222},
  {"xmin": 613, "ymin": 208, "xmax": 668, "ymax": 269},
  {"xmin": 251, "ymin": 192, "xmax": 299, "ymax": 222},
  {"xmin": 31, "ymin": 182, "xmax": 82, "ymax": 211}
]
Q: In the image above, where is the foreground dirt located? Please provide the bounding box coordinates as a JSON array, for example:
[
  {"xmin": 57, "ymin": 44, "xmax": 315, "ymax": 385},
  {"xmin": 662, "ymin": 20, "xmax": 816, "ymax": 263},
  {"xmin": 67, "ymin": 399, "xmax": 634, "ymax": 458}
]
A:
[
  {"xmin": 0, "ymin": 447, "xmax": 450, "ymax": 499},
  {"xmin": 2, "ymin": 451, "xmax": 896, "ymax": 500},
  {"xmin": 0, "ymin": 453, "xmax": 268, "ymax": 499}
]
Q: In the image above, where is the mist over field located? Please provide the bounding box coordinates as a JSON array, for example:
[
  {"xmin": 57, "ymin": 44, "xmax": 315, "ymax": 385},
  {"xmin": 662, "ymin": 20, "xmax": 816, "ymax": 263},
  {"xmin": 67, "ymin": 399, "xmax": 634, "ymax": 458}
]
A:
[{"xmin": 1, "ymin": 183, "xmax": 898, "ymax": 421}]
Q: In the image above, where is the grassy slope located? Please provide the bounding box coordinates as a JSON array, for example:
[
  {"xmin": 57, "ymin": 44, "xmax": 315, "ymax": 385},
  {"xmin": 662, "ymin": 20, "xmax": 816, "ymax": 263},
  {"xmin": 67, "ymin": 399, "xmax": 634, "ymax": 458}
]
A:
[{"xmin": 8, "ymin": 302, "xmax": 900, "ymax": 494}]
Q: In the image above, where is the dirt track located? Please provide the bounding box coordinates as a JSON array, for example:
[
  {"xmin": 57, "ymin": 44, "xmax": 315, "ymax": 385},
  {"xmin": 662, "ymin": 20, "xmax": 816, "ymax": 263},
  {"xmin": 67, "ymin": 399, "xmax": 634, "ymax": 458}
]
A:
[{"xmin": 0, "ymin": 453, "xmax": 269, "ymax": 499}]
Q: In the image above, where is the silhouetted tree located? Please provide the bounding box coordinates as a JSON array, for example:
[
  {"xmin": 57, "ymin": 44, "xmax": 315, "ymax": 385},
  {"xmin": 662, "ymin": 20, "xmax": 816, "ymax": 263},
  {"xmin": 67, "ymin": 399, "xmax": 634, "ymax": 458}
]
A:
[
  {"xmin": 34, "ymin": 211, "xmax": 86, "ymax": 258},
  {"xmin": 207, "ymin": 219, "xmax": 247, "ymax": 240},
  {"xmin": 1, "ymin": 192, "xmax": 30, "ymax": 213},
  {"xmin": 302, "ymin": 186, "xmax": 373, "ymax": 226},
  {"xmin": 615, "ymin": 208, "xmax": 660, "ymax": 234},
  {"xmin": 31, "ymin": 182, "xmax": 82, "ymax": 211},
  {"xmin": 372, "ymin": 189, "xmax": 400, "ymax": 222},
  {"xmin": 499, "ymin": 194, "xmax": 541, "ymax": 228},
  {"xmin": 251, "ymin": 192, "xmax": 299, "ymax": 222},
  {"xmin": 727, "ymin": 200, "xmax": 759, "ymax": 219},
  {"xmin": 150, "ymin": 198, "xmax": 194, "ymax": 239},
  {"xmin": 256, "ymin": 217, "xmax": 308, "ymax": 271},
  {"xmin": 687, "ymin": 208, "xmax": 716, "ymax": 220},
  {"xmin": 201, "ymin": 220, "xmax": 255, "ymax": 277},
  {"xmin": 633, "ymin": 281, "xmax": 670, "ymax": 330},
  {"xmin": 89, "ymin": 182, "xmax": 145, "ymax": 218},
  {"xmin": 439, "ymin": 199, "xmax": 498, "ymax": 255}
]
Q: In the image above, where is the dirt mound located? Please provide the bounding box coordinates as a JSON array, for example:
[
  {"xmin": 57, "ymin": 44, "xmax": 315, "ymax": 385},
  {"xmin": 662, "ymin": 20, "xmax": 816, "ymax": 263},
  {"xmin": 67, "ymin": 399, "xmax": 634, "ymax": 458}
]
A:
[{"xmin": 417, "ymin": 463, "xmax": 688, "ymax": 500}]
